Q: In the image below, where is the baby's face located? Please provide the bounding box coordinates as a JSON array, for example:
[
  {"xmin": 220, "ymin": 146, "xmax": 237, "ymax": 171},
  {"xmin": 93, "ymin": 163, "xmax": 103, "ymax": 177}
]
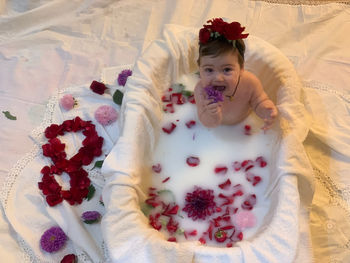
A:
[{"xmin": 199, "ymin": 51, "xmax": 242, "ymax": 95}]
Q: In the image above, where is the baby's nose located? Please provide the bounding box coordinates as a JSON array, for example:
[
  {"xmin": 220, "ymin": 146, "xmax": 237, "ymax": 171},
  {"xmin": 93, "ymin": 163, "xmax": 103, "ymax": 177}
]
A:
[{"xmin": 214, "ymin": 72, "xmax": 224, "ymax": 81}]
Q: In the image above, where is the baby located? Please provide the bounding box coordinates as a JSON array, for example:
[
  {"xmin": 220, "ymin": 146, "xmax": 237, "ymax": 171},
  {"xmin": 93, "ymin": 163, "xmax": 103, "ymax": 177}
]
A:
[{"xmin": 194, "ymin": 18, "xmax": 278, "ymax": 130}]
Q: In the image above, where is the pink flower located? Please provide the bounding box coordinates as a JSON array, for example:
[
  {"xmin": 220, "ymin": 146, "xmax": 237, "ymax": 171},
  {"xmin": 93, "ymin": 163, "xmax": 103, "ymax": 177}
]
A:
[
  {"xmin": 94, "ymin": 105, "xmax": 118, "ymax": 126},
  {"xmin": 60, "ymin": 94, "xmax": 76, "ymax": 111}
]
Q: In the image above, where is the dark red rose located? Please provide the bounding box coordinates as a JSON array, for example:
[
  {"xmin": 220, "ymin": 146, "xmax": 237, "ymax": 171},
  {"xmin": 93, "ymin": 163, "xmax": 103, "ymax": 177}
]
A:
[
  {"xmin": 199, "ymin": 28, "xmax": 211, "ymax": 44},
  {"xmin": 46, "ymin": 193, "xmax": 63, "ymax": 206},
  {"xmin": 205, "ymin": 18, "xmax": 226, "ymax": 35},
  {"xmin": 61, "ymin": 254, "xmax": 77, "ymax": 263},
  {"xmin": 44, "ymin": 124, "xmax": 63, "ymax": 139},
  {"xmin": 90, "ymin": 80, "xmax": 107, "ymax": 95},
  {"xmin": 224, "ymin": 22, "xmax": 249, "ymax": 40}
]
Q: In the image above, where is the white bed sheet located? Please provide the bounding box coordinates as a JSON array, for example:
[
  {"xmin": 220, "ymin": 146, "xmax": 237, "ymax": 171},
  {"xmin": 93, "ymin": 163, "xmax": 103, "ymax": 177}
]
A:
[{"xmin": 1, "ymin": 0, "xmax": 350, "ymax": 262}]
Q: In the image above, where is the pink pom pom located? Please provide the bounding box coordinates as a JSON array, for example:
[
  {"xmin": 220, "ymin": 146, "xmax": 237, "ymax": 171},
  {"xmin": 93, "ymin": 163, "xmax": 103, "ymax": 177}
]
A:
[
  {"xmin": 60, "ymin": 94, "xmax": 76, "ymax": 111},
  {"xmin": 235, "ymin": 211, "xmax": 256, "ymax": 229},
  {"xmin": 94, "ymin": 105, "xmax": 118, "ymax": 126}
]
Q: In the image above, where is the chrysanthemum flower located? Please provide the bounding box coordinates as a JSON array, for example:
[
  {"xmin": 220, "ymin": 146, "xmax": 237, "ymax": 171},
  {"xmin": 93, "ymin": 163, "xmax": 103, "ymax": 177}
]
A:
[
  {"xmin": 117, "ymin": 69, "xmax": 132, "ymax": 86},
  {"xmin": 94, "ymin": 105, "xmax": 118, "ymax": 126},
  {"xmin": 183, "ymin": 187, "xmax": 217, "ymax": 221},
  {"xmin": 40, "ymin": 226, "xmax": 67, "ymax": 253},
  {"xmin": 81, "ymin": 210, "xmax": 101, "ymax": 224},
  {"xmin": 204, "ymin": 86, "xmax": 224, "ymax": 103}
]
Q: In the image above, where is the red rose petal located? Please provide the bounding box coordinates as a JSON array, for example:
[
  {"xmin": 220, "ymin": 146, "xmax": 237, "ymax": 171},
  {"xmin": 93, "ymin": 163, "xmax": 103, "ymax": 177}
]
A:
[
  {"xmin": 214, "ymin": 166, "xmax": 228, "ymax": 175},
  {"xmin": 241, "ymin": 194, "xmax": 257, "ymax": 210},
  {"xmin": 161, "ymin": 93, "xmax": 172, "ymax": 102},
  {"xmin": 162, "ymin": 122, "xmax": 177, "ymax": 134},
  {"xmin": 163, "ymin": 103, "xmax": 175, "ymax": 113},
  {"xmin": 152, "ymin": 163, "xmax": 162, "ymax": 173},
  {"xmin": 186, "ymin": 156, "xmax": 200, "ymax": 167},
  {"xmin": 185, "ymin": 120, "xmax": 196, "ymax": 129},
  {"xmin": 232, "ymin": 161, "xmax": 241, "ymax": 171},
  {"xmin": 167, "ymin": 237, "xmax": 177, "ymax": 242},
  {"xmin": 188, "ymin": 95, "xmax": 196, "ymax": 104},
  {"xmin": 244, "ymin": 125, "xmax": 251, "ymax": 135},
  {"xmin": 255, "ymin": 156, "xmax": 267, "ymax": 167},
  {"xmin": 218, "ymin": 179, "xmax": 231, "ymax": 190},
  {"xmin": 171, "ymin": 93, "xmax": 185, "ymax": 105},
  {"xmin": 162, "ymin": 177, "xmax": 170, "ymax": 183}
]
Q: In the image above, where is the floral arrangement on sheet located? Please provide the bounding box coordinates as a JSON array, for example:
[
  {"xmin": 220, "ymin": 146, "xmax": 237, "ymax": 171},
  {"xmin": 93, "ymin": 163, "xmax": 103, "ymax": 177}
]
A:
[{"xmin": 38, "ymin": 69, "xmax": 131, "ymax": 261}]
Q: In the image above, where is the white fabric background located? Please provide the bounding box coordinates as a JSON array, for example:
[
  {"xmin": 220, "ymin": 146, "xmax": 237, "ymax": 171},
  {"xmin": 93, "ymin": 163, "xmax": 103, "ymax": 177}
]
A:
[{"xmin": 0, "ymin": 0, "xmax": 349, "ymax": 262}]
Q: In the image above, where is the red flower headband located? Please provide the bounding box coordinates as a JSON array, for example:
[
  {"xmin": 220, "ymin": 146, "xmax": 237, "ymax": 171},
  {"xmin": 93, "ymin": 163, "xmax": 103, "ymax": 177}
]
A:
[{"xmin": 199, "ymin": 18, "xmax": 249, "ymax": 45}]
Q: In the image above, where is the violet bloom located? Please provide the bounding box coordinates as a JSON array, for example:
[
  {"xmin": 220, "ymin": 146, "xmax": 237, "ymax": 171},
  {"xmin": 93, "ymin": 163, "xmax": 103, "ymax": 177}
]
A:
[
  {"xmin": 40, "ymin": 226, "xmax": 67, "ymax": 253},
  {"xmin": 81, "ymin": 210, "xmax": 101, "ymax": 224},
  {"xmin": 204, "ymin": 86, "xmax": 223, "ymax": 103},
  {"xmin": 117, "ymin": 69, "xmax": 132, "ymax": 86}
]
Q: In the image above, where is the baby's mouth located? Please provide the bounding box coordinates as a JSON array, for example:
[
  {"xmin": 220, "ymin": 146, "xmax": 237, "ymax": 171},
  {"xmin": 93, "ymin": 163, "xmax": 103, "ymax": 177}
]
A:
[{"xmin": 213, "ymin": 86, "xmax": 226, "ymax": 92}]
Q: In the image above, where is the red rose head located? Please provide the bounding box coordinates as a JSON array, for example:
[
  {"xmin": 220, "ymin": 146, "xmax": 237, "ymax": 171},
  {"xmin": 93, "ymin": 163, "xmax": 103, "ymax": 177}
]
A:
[
  {"xmin": 199, "ymin": 18, "xmax": 249, "ymax": 45},
  {"xmin": 90, "ymin": 80, "xmax": 107, "ymax": 95}
]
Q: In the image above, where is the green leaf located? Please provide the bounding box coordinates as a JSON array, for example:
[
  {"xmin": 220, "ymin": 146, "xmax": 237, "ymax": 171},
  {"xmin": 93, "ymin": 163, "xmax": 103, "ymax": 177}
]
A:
[
  {"xmin": 176, "ymin": 228, "xmax": 185, "ymax": 235},
  {"xmin": 83, "ymin": 219, "xmax": 100, "ymax": 224},
  {"xmin": 91, "ymin": 160, "xmax": 104, "ymax": 170},
  {"xmin": 172, "ymin": 83, "xmax": 185, "ymax": 93},
  {"xmin": 181, "ymin": 90, "xmax": 193, "ymax": 97},
  {"xmin": 140, "ymin": 202, "xmax": 153, "ymax": 216},
  {"xmin": 86, "ymin": 185, "xmax": 96, "ymax": 201},
  {"xmin": 2, "ymin": 111, "xmax": 17, "ymax": 120},
  {"xmin": 113, "ymin": 89, "xmax": 124, "ymax": 105}
]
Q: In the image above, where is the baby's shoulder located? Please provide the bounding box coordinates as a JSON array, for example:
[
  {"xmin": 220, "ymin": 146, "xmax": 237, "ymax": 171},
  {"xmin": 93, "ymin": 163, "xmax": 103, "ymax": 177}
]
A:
[{"xmin": 241, "ymin": 70, "xmax": 262, "ymax": 90}]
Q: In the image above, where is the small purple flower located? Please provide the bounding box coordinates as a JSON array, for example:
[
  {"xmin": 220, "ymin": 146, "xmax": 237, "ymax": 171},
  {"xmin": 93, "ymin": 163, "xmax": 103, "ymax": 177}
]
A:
[
  {"xmin": 40, "ymin": 226, "xmax": 67, "ymax": 253},
  {"xmin": 117, "ymin": 69, "xmax": 132, "ymax": 86},
  {"xmin": 204, "ymin": 86, "xmax": 224, "ymax": 103},
  {"xmin": 81, "ymin": 210, "xmax": 101, "ymax": 224},
  {"xmin": 94, "ymin": 105, "xmax": 118, "ymax": 126}
]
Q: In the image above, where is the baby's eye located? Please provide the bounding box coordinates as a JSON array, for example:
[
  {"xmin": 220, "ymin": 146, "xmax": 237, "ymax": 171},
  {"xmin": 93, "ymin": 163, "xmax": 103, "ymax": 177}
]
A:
[
  {"xmin": 204, "ymin": 68, "xmax": 213, "ymax": 73},
  {"xmin": 223, "ymin": 67, "xmax": 233, "ymax": 73}
]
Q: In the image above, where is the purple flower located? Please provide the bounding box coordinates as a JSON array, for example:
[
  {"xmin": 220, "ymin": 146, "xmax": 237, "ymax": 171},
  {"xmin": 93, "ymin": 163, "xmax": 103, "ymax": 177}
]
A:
[
  {"xmin": 117, "ymin": 69, "xmax": 132, "ymax": 86},
  {"xmin": 94, "ymin": 105, "xmax": 118, "ymax": 126},
  {"xmin": 40, "ymin": 226, "xmax": 67, "ymax": 253},
  {"xmin": 204, "ymin": 86, "xmax": 224, "ymax": 103},
  {"xmin": 81, "ymin": 210, "xmax": 101, "ymax": 224},
  {"xmin": 182, "ymin": 187, "xmax": 217, "ymax": 221}
]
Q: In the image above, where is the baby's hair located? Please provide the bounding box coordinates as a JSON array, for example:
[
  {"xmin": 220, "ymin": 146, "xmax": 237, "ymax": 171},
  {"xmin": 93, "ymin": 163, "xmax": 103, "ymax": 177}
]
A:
[{"xmin": 198, "ymin": 39, "xmax": 246, "ymax": 68}]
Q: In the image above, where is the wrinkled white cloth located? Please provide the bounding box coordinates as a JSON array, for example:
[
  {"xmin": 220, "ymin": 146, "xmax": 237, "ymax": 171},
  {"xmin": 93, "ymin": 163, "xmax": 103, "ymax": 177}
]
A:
[{"xmin": 101, "ymin": 24, "xmax": 313, "ymax": 263}]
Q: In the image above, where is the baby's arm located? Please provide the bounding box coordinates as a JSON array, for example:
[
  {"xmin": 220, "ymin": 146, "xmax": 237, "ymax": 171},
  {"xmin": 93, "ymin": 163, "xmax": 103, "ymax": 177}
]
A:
[
  {"xmin": 248, "ymin": 73, "xmax": 278, "ymax": 130},
  {"xmin": 194, "ymin": 81, "xmax": 223, "ymax": 128}
]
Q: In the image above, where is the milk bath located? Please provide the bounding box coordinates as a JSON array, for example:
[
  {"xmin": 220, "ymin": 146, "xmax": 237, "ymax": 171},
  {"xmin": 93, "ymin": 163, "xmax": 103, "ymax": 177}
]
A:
[{"xmin": 147, "ymin": 72, "xmax": 277, "ymax": 246}]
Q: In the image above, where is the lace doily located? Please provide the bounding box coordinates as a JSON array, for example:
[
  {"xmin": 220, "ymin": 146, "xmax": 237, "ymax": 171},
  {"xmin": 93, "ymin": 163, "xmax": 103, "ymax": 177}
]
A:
[{"xmin": 1, "ymin": 87, "xmax": 110, "ymax": 262}]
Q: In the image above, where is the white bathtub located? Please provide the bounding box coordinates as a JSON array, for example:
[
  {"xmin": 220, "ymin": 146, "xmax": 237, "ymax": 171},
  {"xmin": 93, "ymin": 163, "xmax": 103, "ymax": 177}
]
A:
[{"xmin": 101, "ymin": 24, "xmax": 311, "ymax": 263}]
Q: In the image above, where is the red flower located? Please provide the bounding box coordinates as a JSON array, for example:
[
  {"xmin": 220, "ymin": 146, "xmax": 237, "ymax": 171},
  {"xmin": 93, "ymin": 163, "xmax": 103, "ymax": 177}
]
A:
[
  {"xmin": 61, "ymin": 254, "xmax": 77, "ymax": 263},
  {"xmin": 224, "ymin": 22, "xmax": 249, "ymax": 41},
  {"xmin": 90, "ymin": 80, "xmax": 107, "ymax": 95},
  {"xmin": 183, "ymin": 187, "xmax": 217, "ymax": 221},
  {"xmin": 199, "ymin": 28, "xmax": 211, "ymax": 44},
  {"xmin": 199, "ymin": 18, "xmax": 249, "ymax": 44},
  {"xmin": 46, "ymin": 193, "xmax": 63, "ymax": 206},
  {"xmin": 44, "ymin": 124, "xmax": 63, "ymax": 139},
  {"xmin": 204, "ymin": 18, "xmax": 226, "ymax": 35},
  {"xmin": 38, "ymin": 117, "xmax": 103, "ymax": 207}
]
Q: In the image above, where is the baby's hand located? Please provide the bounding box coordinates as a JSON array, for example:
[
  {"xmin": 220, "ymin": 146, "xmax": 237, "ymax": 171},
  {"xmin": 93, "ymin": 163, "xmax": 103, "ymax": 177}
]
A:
[
  {"xmin": 203, "ymin": 99, "xmax": 223, "ymax": 120},
  {"xmin": 255, "ymin": 100, "xmax": 278, "ymax": 131}
]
